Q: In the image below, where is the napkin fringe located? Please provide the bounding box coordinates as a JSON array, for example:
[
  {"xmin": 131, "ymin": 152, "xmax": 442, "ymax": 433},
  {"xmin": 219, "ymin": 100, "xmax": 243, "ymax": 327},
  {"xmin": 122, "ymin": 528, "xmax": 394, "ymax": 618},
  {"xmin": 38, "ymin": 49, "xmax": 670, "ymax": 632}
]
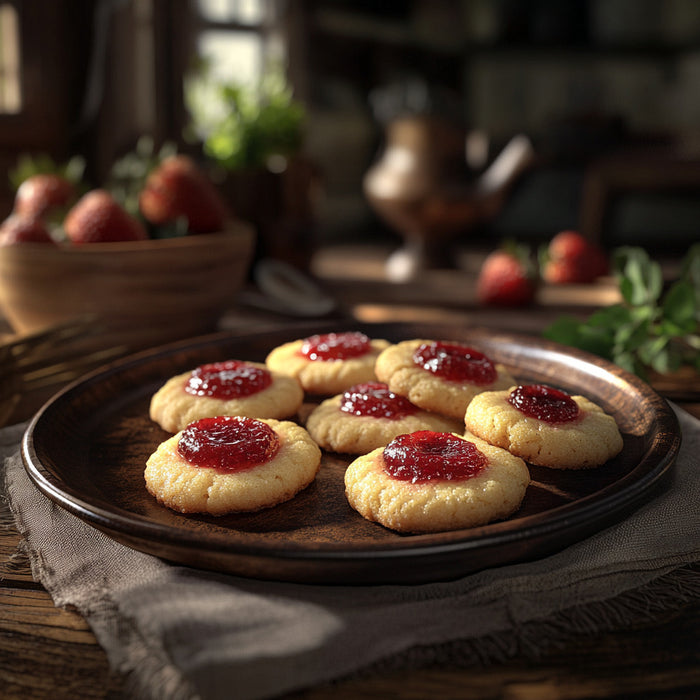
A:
[
  {"xmin": 513, "ymin": 564, "xmax": 700, "ymax": 659},
  {"xmin": 0, "ymin": 490, "xmax": 14, "ymax": 529},
  {"xmin": 0, "ymin": 488, "xmax": 28, "ymax": 576},
  {"xmin": 342, "ymin": 564, "xmax": 700, "ymax": 683}
]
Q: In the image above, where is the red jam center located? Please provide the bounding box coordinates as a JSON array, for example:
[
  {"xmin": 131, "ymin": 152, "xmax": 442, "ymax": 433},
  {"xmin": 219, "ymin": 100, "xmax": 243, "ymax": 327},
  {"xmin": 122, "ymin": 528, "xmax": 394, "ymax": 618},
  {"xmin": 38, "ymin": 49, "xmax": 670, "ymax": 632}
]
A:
[
  {"xmin": 299, "ymin": 332, "xmax": 371, "ymax": 361},
  {"xmin": 177, "ymin": 416, "xmax": 279, "ymax": 473},
  {"xmin": 508, "ymin": 384, "xmax": 580, "ymax": 424},
  {"xmin": 383, "ymin": 431, "xmax": 488, "ymax": 484},
  {"xmin": 184, "ymin": 361, "xmax": 272, "ymax": 399},
  {"xmin": 412, "ymin": 341, "xmax": 497, "ymax": 385},
  {"xmin": 340, "ymin": 382, "xmax": 418, "ymax": 420}
]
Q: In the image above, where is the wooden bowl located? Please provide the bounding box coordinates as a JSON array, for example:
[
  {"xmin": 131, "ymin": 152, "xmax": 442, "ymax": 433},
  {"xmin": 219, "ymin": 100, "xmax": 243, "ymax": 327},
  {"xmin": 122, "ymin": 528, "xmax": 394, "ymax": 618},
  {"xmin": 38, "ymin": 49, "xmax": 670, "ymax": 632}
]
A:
[{"xmin": 0, "ymin": 222, "xmax": 255, "ymax": 352}]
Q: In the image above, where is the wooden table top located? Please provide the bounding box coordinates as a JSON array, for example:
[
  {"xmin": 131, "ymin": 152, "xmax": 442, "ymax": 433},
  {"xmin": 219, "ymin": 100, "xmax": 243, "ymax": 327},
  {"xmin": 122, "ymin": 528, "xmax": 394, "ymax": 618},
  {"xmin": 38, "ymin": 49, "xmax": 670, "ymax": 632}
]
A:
[{"xmin": 1, "ymin": 244, "xmax": 698, "ymax": 699}]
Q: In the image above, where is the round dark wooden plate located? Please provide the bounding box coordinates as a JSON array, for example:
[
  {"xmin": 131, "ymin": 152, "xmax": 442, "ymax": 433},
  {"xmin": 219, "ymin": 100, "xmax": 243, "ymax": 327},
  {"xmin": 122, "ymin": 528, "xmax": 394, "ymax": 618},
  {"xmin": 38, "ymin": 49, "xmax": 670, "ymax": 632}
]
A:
[{"xmin": 22, "ymin": 321, "xmax": 681, "ymax": 585}]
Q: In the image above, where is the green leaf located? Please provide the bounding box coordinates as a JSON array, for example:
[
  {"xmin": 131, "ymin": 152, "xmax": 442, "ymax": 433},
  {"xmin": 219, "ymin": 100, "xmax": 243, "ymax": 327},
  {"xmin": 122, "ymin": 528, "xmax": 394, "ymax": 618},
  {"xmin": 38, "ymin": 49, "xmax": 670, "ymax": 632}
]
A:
[
  {"xmin": 611, "ymin": 350, "xmax": 639, "ymax": 376},
  {"xmin": 542, "ymin": 316, "xmax": 583, "ymax": 345},
  {"xmin": 614, "ymin": 247, "xmax": 663, "ymax": 306},
  {"xmin": 680, "ymin": 243, "xmax": 700, "ymax": 282},
  {"xmin": 634, "ymin": 260, "xmax": 663, "ymax": 306},
  {"xmin": 658, "ymin": 318, "xmax": 696, "ymax": 337},
  {"xmin": 576, "ymin": 325, "xmax": 616, "ymax": 358},
  {"xmin": 638, "ymin": 336, "xmax": 668, "ymax": 365},
  {"xmin": 63, "ymin": 155, "xmax": 87, "ymax": 185},
  {"xmin": 662, "ymin": 279, "xmax": 696, "ymax": 327},
  {"xmin": 649, "ymin": 347, "xmax": 671, "ymax": 374},
  {"xmin": 630, "ymin": 304, "xmax": 658, "ymax": 323},
  {"xmin": 615, "ymin": 318, "xmax": 651, "ymax": 353},
  {"xmin": 543, "ymin": 316, "xmax": 615, "ymax": 359},
  {"xmin": 649, "ymin": 343, "xmax": 682, "ymax": 374},
  {"xmin": 588, "ymin": 304, "xmax": 632, "ymax": 328}
]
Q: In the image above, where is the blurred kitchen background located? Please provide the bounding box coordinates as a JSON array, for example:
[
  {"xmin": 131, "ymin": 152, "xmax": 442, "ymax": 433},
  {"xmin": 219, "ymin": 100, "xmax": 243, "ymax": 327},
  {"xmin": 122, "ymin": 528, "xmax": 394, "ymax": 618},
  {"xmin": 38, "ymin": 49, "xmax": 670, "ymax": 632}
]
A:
[{"xmin": 1, "ymin": 0, "xmax": 700, "ymax": 263}]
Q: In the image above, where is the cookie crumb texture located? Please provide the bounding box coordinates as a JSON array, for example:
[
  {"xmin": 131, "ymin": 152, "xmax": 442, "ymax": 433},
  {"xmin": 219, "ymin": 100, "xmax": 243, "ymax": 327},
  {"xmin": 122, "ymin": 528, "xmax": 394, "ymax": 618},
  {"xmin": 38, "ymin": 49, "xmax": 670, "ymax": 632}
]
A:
[
  {"xmin": 145, "ymin": 419, "xmax": 321, "ymax": 515},
  {"xmin": 465, "ymin": 388, "xmax": 623, "ymax": 469},
  {"xmin": 344, "ymin": 434, "xmax": 529, "ymax": 533},
  {"xmin": 374, "ymin": 339, "xmax": 516, "ymax": 419},
  {"xmin": 149, "ymin": 362, "xmax": 304, "ymax": 433}
]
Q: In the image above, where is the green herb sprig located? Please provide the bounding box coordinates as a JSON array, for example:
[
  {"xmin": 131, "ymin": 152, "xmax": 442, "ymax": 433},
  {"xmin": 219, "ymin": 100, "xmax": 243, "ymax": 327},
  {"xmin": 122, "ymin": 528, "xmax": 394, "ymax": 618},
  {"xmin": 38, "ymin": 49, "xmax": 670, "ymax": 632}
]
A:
[{"xmin": 543, "ymin": 244, "xmax": 700, "ymax": 379}]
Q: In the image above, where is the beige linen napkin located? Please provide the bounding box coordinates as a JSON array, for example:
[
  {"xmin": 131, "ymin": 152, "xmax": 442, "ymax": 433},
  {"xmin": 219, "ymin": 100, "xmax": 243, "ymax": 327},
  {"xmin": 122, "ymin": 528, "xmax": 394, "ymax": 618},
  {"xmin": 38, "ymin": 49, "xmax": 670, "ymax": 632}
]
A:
[{"xmin": 2, "ymin": 405, "xmax": 699, "ymax": 700}]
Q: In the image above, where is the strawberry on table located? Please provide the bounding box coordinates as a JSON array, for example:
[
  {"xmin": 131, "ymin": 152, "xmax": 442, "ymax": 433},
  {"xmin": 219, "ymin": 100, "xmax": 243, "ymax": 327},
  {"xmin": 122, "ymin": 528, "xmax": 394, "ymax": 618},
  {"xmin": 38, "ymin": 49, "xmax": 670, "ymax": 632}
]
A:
[
  {"xmin": 139, "ymin": 154, "xmax": 230, "ymax": 234},
  {"xmin": 0, "ymin": 215, "xmax": 56, "ymax": 246},
  {"xmin": 477, "ymin": 244, "xmax": 537, "ymax": 307},
  {"xmin": 64, "ymin": 189, "xmax": 148, "ymax": 244},
  {"xmin": 542, "ymin": 258, "xmax": 583, "ymax": 284},
  {"xmin": 547, "ymin": 229, "xmax": 589, "ymax": 261},
  {"xmin": 542, "ymin": 230, "xmax": 608, "ymax": 284},
  {"xmin": 13, "ymin": 173, "xmax": 76, "ymax": 221}
]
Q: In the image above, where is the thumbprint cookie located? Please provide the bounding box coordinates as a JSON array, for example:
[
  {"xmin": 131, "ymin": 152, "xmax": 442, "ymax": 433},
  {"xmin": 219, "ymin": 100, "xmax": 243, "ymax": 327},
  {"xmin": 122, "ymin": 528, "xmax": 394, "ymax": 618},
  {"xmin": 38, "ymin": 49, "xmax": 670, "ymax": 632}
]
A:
[
  {"xmin": 305, "ymin": 381, "xmax": 462, "ymax": 455},
  {"xmin": 465, "ymin": 384, "xmax": 623, "ymax": 469},
  {"xmin": 374, "ymin": 339, "xmax": 516, "ymax": 420},
  {"xmin": 149, "ymin": 359, "xmax": 304, "ymax": 433},
  {"xmin": 265, "ymin": 331, "xmax": 391, "ymax": 395},
  {"xmin": 344, "ymin": 430, "xmax": 529, "ymax": 533},
  {"xmin": 145, "ymin": 416, "xmax": 321, "ymax": 515}
]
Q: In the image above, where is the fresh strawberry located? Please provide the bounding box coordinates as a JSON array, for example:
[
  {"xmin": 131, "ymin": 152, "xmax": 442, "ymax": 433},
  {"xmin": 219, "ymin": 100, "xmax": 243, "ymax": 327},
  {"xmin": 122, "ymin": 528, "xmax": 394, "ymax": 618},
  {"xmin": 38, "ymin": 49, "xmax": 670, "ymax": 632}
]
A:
[
  {"xmin": 542, "ymin": 258, "xmax": 582, "ymax": 284},
  {"xmin": 547, "ymin": 230, "xmax": 589, "ymax": 261},
  {"xmin": 64, "ymin": 189, "xmax": 148, "ymax": 244},
  {"xmin": 542, "ymin": 230, "xmax": 609, "ymax": 284},
  {"xmin": 0, "ymin": 215, "xmax": 56, "ymax": 246},
  {"xmin": 543, "ymin": 248, "xmax": 609, "ymax": 284},
  {"xmin": 477, "ymin": 245, "xmax": 537, "ymax": 307},
  {"xmin": 13, "ymin": 173, "xmax": 76, "ymax": 221},
  {"xmin": 138, "ymin": 155, "xmax": 230, "ymax": 234}
]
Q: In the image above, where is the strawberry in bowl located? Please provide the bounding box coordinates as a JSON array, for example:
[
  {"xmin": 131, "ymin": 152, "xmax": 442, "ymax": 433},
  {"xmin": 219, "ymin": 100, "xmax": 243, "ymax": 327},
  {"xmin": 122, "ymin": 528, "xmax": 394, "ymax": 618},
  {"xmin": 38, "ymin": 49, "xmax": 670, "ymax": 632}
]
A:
[
  {"xmin": 13, "ymin": 173, "xmax": 77, "ymax": 221},
  {"xmin": 0, "ymin": 215, "xmax": 57, "ymax": 247},
  {"xmin": 64, "ymin": 190, "xmax": 148, "ymax": 244},
  {"xmin": 139, "ymin": 155, "xmax": 231, "ymax": 234}
]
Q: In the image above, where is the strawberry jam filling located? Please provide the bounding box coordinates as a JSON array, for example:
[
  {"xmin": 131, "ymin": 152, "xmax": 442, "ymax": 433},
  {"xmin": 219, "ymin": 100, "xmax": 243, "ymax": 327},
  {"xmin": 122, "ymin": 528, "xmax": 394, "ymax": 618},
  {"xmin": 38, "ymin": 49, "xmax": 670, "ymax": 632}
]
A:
[
  {"xmin": 508, "ymin": 384, "xmax": 580, "ymax": 424},
  {"xmin": 178, "ymin": 416, "xmax": 279, "ymax": 473},
  {"xmin": 383, "ymin": 431, "xmax": 488, "ymax": 483},
  {"xmin": 299, "ymin": 331, "xmax": 371, "ymax": 361},
  {"xmin": 413, "ymin": 341, "xmax": 497, "ymax": 385},
  {"xmin": 340, "ymin": 382, "xmax": 418, "ymax": 420},
  {"xmin": 184, "ymin": 360, "xmax": 272, "ymax": 399}
]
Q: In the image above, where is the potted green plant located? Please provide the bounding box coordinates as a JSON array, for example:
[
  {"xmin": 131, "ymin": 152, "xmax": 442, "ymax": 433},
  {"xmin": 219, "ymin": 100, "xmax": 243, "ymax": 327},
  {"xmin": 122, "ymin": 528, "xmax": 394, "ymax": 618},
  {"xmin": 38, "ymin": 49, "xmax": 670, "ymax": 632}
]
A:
[{"xmin": 184, "ymin": 61, "xmax": 317, "ymax": 269}]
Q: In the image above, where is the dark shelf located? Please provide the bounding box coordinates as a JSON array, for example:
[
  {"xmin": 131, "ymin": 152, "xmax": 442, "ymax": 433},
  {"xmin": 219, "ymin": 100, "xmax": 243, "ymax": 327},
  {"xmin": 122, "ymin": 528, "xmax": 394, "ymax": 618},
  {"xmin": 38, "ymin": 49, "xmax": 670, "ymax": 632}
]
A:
[{"xmin": 310, "ymin": 6, "xmax": 700, "ymax": 60}]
